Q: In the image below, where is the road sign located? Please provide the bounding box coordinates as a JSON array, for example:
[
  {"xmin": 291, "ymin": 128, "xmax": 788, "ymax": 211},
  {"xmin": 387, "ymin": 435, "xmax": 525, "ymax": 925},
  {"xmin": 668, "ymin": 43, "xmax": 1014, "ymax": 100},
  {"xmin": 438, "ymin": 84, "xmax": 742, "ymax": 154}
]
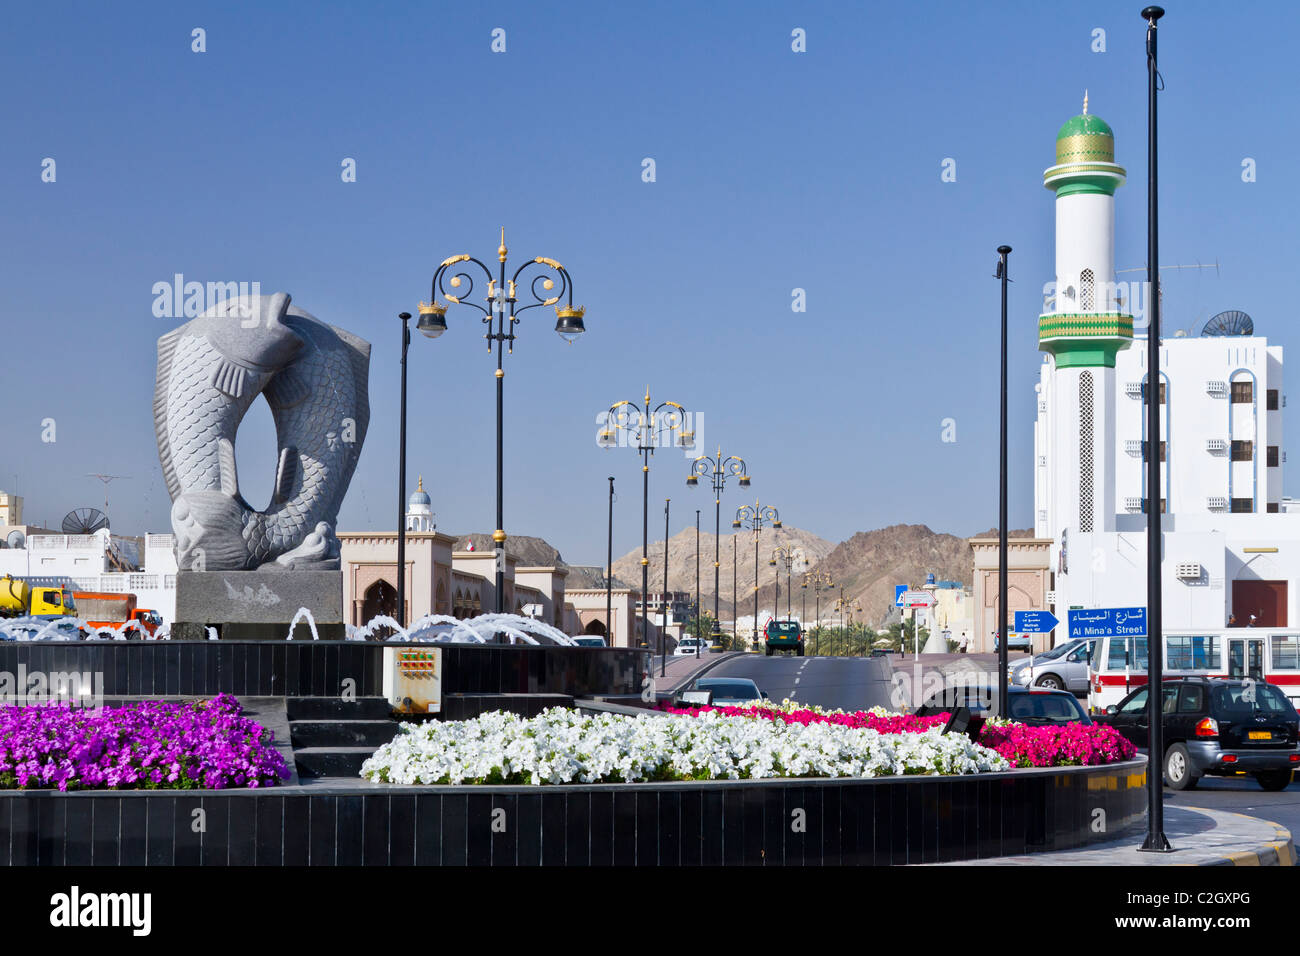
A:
[
  {"xmin": 1067, "ymin": 607, "xmax": 1147, "ymax": 639},
  {"xmin": 901, "ymin": 590, "xmax": 935, "ymax": 608},
  {"xmin": 895, "ymin": 585, "xmax": 908, "ymax": 608},
  {"xmin": 1014, "ymin": 610, "xmax": 1060, "ymax": 633}
]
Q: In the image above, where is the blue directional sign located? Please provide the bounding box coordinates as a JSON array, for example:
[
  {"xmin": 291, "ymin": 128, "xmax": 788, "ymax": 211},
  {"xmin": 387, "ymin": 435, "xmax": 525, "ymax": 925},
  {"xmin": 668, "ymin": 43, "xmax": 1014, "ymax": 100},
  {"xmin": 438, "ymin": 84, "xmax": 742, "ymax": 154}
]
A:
[
  {"xmin": 1067, "ymin": 607, "xmax": 1148, "ymax": 639},
  {"xmin": 1014, "ymin": 610, "xmax": 1059, "ymax": 634},
  {"xmin": 895, "ymin": 585, "xmax": 907, "ymax": 608}
]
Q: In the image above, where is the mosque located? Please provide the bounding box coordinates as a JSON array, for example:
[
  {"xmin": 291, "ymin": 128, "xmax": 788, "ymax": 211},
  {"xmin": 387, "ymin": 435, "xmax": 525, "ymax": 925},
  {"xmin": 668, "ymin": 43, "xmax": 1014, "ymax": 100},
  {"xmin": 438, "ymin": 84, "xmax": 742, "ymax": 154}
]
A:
[{"xmin": 971, "ymin": 97, "xmax": 1300, "ymax": 651}]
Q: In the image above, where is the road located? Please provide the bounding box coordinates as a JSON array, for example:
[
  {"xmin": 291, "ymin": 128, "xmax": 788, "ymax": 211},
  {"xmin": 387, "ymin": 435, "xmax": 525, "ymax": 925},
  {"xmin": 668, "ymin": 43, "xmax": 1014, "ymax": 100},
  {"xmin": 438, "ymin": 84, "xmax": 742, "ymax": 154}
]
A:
[
  {"xmin": 1138, "ymin": 766, "xmax": 1300, "ymax": 838},
  {"xmin": 697, "ymin": 653, "xmax": 895, "ymax": 712}
]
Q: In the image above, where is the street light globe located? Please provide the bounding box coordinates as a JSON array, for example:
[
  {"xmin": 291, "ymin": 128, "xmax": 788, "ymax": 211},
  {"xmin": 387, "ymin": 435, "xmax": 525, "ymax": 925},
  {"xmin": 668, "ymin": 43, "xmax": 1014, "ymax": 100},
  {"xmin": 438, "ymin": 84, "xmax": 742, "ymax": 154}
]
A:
[
  {"xmin": 554, "ymin": 305, "xmax": 586, "ymax": 343},
  {"xmin": 738, "ymin": 475, "xmax": 751, "ymax": 487},
  {"xmin": 417, "ymin": 302, "xmax": 448, "ymax": 338},
  {"xmin": 686, "ymin": 475, "xmax": 698, "ymax": 487}
]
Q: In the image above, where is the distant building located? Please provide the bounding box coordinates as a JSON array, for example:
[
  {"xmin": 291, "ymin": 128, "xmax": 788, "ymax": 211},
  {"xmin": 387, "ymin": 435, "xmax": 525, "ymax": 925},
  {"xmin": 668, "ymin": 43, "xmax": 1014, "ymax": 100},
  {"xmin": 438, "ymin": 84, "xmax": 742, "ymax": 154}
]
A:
[{"xmin": 0, "ymin": 491, "xmax": 22, "ymax": 526}]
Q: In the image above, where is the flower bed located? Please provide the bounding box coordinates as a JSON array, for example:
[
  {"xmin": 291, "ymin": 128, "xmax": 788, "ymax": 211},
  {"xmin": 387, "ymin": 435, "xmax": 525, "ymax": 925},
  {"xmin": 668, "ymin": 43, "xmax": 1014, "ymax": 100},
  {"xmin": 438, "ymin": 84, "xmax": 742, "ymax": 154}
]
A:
[
  {"xmin": 360, "ymin": 707, "xmax": 1010, "ymax": 786},
  {"xmin": 0, "ymin": 694, "xmax": 291, "ymax": 791},
  {"xmin": 660, "ymin": 700, "xmax": 1136, "ymax": 768}
]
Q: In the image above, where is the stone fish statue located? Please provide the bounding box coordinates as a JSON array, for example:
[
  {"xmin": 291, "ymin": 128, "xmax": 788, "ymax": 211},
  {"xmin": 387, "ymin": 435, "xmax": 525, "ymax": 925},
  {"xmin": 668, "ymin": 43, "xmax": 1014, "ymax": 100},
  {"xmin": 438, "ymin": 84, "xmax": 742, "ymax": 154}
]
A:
[{"xmin": 154, "ymin": 292, "xmax": 370, "ymax": 571}]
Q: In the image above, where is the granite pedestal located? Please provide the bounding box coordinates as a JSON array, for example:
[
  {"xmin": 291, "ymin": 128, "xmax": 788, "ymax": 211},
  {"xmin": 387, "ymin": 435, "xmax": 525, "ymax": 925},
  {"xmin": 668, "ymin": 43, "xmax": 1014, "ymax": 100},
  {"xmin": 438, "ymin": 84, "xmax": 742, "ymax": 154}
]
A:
[{"xmin": 173, "ymin": 570, "xmax": 344, "ymax": 641}]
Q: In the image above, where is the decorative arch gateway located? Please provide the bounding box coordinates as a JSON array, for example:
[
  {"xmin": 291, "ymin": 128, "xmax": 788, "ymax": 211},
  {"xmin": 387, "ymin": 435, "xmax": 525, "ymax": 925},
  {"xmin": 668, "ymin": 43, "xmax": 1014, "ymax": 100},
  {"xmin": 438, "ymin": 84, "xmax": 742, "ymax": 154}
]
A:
[
  {"xmin": 436, "ymin": 579, "xmax": 449, "ymax": 616},
  {"xmin": 583, "ymin": 618, "xmax": 608, "ymax": 637},
  {"xmin": 361, "ymin": 578, "xmax": 398, "ymax": 625}
]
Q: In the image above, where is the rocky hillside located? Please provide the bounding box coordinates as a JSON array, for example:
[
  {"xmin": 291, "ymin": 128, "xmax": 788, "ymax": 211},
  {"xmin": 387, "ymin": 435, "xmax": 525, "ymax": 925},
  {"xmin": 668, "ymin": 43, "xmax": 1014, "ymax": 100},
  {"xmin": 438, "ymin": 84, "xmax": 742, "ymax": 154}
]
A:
[{"xmin": 610, "ymin": 526, "xmax": 837, "ymax": 617}]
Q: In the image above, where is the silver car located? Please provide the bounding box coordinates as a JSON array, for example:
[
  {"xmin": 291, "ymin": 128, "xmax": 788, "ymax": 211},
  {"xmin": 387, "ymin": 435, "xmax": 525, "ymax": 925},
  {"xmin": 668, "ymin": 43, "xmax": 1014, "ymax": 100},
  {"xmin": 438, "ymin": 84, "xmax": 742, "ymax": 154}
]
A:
[{"xmin": 1009, "ymin": 637, "xmax": 1098, "ymax": 695}]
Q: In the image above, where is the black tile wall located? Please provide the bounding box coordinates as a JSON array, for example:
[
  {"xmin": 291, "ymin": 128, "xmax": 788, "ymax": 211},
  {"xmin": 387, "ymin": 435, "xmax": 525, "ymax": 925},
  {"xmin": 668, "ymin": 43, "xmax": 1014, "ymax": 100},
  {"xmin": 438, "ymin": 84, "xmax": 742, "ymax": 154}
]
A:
[{"xmin": 0, "ymin": 759, "xmax": 1147, "ymax": 866}]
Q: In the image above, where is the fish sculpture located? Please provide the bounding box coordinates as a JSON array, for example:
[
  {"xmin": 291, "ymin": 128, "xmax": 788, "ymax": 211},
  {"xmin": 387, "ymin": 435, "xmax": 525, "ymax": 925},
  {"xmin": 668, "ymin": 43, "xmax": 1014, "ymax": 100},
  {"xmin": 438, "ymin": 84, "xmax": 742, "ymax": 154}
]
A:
[{"xmin": 154, "ymin": 292, "xmax": 370, "ymax": 571}]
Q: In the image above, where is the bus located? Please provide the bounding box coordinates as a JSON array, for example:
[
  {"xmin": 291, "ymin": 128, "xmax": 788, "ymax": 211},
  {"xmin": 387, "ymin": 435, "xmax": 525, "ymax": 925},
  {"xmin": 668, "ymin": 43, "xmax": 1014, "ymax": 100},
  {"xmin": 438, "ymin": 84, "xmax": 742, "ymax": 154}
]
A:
[{"xmin": 1087, "ymin": 628, "xmax": 1300, "ymax": 713}]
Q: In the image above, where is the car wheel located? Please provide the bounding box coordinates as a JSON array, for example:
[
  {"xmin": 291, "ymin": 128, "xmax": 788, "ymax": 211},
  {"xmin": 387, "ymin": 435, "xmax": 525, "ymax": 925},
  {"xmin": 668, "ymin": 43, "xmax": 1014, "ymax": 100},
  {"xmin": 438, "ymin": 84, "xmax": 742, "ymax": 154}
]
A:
[
  {"xmin": 1164, "ymin": 743, "xmax": 1198, "ymax": 791},
  {"xmin": 1034, "ymin": 674, "xmax": 1063, "ymax": 690},
  {"xmin": 1256, "ymin": 770, "xmax": 1293, "ymax": 792}
]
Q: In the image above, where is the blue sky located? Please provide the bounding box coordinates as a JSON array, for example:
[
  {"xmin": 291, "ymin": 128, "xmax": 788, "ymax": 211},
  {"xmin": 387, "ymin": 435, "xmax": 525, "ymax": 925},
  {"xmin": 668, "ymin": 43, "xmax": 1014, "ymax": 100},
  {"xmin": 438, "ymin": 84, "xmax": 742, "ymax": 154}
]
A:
[{"xmin": 2, "ymin": 0, "xmax": 1296, "ymax": 566}]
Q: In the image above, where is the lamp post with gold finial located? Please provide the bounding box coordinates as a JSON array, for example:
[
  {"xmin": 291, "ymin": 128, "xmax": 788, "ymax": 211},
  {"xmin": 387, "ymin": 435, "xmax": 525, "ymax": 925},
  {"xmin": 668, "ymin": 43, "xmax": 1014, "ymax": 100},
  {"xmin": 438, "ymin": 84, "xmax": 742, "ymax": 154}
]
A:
[
  {"xmin": 688, "ymin": 449, "xmax": 750, "ymax": 647},
  {"xmin": 599, "ymin": 390, "xmax": 693, "ymax": 669},
  {"xmin": 733, "ymin": 501, "xmax": 780, "ymax": 651},
  {"xmin": 416, "ymin": 229, "xmax": 585, "ymax": 616},
  {"xmin": 802, "ymin": 568, "xmax": 834, "ymax": 655}
]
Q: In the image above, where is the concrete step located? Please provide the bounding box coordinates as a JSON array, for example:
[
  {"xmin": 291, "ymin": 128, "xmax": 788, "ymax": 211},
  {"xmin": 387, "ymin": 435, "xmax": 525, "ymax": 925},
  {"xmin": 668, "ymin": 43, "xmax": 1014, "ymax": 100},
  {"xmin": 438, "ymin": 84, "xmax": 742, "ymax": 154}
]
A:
[
  {"xmin": 286, "ymin": 696, "xmax": 392, "ymax": 721},
  {"xmin": 290, "ymin": 719, "xmax": 401, "ymax": 749},
  {"xmin": 293, "ymin": 746, "xmax": 378, "ymax": 779}
]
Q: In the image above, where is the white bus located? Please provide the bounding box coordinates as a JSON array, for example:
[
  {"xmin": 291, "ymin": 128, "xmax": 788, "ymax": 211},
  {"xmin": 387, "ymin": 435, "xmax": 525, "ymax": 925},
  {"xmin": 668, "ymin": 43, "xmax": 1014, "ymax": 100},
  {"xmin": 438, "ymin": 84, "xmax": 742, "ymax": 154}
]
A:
[{"xmin": 1086, "ymin": 629, "xmax": 1300, "ymax": 713}]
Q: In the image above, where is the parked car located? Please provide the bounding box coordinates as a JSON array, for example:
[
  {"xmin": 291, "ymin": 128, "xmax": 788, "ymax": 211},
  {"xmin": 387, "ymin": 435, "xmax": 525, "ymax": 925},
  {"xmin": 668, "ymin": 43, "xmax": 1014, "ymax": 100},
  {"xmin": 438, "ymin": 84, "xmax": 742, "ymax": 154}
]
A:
[
  {"xmin": 572, "ymin": 636, "xmax": 607, "ymax": 648},
  {"xmin": 916, "ymin": 684, "xmax": 1091, "ymax": 726},
  {"xmin": 675, "ymin": 637, "xmax": 709, "ymax": 656},
  {"xmin": 1009, "ymin": 637, "xmax": 1099, "ymax": 695},
  {"xmin": 993, "ymin": 633, "xmax": 1033, "ymax": 653},
  {"xmin": 690, "ymin": 677, "xmax": 768, "ymax": 706},
  {"xmin": 1094, "ymin": 677, "xmax": 1300, "ymax": 791}
]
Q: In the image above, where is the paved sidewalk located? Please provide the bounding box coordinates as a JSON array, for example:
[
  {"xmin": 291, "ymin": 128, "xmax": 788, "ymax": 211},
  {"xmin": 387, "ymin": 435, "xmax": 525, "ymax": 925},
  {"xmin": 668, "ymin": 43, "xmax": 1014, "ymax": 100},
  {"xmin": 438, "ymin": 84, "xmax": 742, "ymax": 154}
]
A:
[{"xmin": 929, "ymin": 805, "xmax": 1294, "ymax": 866}]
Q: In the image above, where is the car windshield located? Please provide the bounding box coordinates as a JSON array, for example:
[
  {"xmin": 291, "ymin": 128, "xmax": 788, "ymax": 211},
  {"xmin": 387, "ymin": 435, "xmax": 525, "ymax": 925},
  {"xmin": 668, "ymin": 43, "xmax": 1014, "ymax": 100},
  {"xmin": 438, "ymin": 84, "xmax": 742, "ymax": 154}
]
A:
[
  {"xmin": 1008, "ymin": 694, "xmax": 1084, "ymax": 723},
  {"xmin": 1212, "ymin": 683, "xmax": 1296, "ymax": 717},
  {"xmin": 696, "ymin": 680, "xmax": 759, "ymax": 699},
  {"xmin": 1037, "ymin": 641, "xmax": 1078, "ymax": 662}
]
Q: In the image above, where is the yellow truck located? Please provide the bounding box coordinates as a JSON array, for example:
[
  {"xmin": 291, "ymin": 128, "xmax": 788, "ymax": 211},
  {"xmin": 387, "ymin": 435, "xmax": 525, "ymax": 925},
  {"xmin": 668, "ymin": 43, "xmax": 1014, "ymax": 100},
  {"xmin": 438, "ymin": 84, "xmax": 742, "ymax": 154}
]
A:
[{"xmin": 0, "ymin": 575, "xmax": 78, "ymax": 619}]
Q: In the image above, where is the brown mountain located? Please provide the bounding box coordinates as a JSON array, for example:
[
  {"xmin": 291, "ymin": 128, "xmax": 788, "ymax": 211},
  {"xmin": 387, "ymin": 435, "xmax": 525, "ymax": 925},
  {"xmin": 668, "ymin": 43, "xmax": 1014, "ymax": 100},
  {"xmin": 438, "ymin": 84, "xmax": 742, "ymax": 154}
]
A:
[{"xmin": 610, "ymin": 525, "xmax": 836, "ymax": 617}]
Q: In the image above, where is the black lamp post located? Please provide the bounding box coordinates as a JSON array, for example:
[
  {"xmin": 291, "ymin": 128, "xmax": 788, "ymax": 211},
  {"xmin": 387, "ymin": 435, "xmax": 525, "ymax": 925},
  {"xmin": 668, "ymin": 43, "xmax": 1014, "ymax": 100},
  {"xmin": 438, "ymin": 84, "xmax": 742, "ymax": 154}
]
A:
[
  {"xmin": 396, "ymin": 312, "xmax": 411, "ymax": 629},
  {"xmin": 1140, "ymin": 2, "xmax": 1171, "ymax": 854},
  {"xmin": 606, "ymin": 476, "xmax": 615, "ymax": 645},
  {"xmin": 695, "ymin": 509, "xmax": 701, "ymax": 658},
  {"xmin": 996, "ymin": 244, "xmax": 1011, "ymax": 717},
  {"xmin": 417, "ymin": 229, "xmax": 585, "ymax": 616},
  {"xmin": 733, "ymin": 501, "xmax": 780, "ymax": 651},
  {"xmin": 803, "ymin": 569, "xmax": 833, "ymax": 655},
  {"xmin": 688, "ymin": 449, "xmax": 750, "ymax": 647},
  {"xmin": 770, "ymin": 546, "xmax": 797, "ymax": 620},
  {"xmin": 601, "ymin": 390, "xmax": 693, "ymax": 668},
  {"xmin": 662, "ymin": 497, "xmax": 670, "ymax": 676}
]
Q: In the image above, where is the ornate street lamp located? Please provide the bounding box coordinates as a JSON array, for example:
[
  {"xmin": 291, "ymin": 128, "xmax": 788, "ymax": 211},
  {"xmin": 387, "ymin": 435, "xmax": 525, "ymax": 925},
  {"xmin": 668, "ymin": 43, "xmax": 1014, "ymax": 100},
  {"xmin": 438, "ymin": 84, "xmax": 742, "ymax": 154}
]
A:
[
  {"xmin": 414, "ymin": 228, "xmax": 585, "ymax": 616},
  {"xmin": 803, "ymin": 569, "xmax": 833, "ymax": 655},
  {"xmin": 600, "ymin": 389, "xmax": 693, "ymax": 669},
  {"xmin": 733, "ymin": 500, "xmax": 780, "ymax": 652},
  {"xmin": 770, "ymin": 545, "xmax": 799, "ymax": 620},
  {"xmin": 688, "ymin": 449, "xmax": 750, "ymax": 647}
]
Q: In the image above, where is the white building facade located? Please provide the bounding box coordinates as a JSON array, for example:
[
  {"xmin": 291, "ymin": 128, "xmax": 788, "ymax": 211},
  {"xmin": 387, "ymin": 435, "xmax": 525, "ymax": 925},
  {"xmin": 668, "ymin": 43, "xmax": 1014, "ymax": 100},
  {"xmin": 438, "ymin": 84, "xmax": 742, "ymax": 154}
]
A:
[{"xmin": 1033, "ymin": 101, "xmax": 1299, "ymax": 632}]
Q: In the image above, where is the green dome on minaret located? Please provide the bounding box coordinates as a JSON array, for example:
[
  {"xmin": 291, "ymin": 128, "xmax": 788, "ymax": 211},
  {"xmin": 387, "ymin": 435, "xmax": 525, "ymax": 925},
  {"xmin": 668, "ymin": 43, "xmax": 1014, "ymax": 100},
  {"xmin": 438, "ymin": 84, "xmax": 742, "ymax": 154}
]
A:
[
  {"xmin": 1056, "ymin": 113, "xmax": 1114, "ymax": 141},
  {"xmin": 1044, "ymin": 91, "xmax": 1125, "ymax": 196}
]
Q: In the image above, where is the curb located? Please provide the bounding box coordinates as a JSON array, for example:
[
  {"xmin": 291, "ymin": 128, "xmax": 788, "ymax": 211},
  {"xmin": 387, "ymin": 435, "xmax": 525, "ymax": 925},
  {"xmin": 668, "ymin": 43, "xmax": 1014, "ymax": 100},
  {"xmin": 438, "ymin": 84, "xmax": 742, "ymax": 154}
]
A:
[
  {"xmin": 1200, "ymin": 811, "xmax": 1295, "ymax": 867},
  {"xmin": 662, "ymin": 651, "xmax": 747, "ymax": 694}
]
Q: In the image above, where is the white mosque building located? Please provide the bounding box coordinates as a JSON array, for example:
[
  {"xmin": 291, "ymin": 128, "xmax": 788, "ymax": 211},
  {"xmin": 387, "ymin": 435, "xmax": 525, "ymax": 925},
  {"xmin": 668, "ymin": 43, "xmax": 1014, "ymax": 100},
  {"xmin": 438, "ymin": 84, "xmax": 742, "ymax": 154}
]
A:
[{"xmin": 1031, "ymin": 98, "xmax": 1299, "ymax": 632}]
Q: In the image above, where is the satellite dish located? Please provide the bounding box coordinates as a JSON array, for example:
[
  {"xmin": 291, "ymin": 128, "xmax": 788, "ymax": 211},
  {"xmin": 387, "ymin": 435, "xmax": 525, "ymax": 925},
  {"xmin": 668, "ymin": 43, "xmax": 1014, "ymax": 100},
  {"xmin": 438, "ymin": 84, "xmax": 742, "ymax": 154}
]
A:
[
  {"xmin": 62, "ymin": 508, "xmax": 109, "ymax": 534},
  {"xmin": 6, "ymin": 530, "xmax": 25, "ymax": 550},
  {"xmin": 1202, "ymin": 310, "xmax": 1254, "ymax": 337}
]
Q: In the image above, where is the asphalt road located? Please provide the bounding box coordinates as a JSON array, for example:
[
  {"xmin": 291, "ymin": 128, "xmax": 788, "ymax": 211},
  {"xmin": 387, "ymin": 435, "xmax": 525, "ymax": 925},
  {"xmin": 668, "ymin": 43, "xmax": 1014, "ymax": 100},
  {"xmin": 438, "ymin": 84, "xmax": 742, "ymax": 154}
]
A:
[
  {"xmin": 701, "ymin": 653, "xmax": 895, "ymax": 712},
  {"xmin": 1139, "ymin": 764, "xmax": 1300, "ymax": 838}
]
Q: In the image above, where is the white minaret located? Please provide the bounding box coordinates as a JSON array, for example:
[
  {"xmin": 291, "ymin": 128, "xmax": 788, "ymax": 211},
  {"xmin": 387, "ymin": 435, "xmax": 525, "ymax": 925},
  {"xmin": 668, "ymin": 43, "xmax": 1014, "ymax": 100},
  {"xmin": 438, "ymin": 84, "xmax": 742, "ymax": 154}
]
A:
[
  {"xmin": 1037, "ymin": 95, "xmax": 1134, "ymax": 541},
  {"xmin": 405, "ymin": 476, "xmax": 435, "ymax": 532}
]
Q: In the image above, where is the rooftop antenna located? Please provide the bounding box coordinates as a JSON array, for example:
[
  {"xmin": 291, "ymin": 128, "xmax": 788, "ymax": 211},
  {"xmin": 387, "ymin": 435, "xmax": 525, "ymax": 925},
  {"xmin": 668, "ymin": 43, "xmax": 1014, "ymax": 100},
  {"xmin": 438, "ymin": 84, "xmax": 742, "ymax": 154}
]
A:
[
  {"xmin": 85, "ymin": 474, "xmax": 130, "ymax": 528},
  {"xmin": 1113, "ymin": 260, "xmax": 1220, "ymax": 328}
]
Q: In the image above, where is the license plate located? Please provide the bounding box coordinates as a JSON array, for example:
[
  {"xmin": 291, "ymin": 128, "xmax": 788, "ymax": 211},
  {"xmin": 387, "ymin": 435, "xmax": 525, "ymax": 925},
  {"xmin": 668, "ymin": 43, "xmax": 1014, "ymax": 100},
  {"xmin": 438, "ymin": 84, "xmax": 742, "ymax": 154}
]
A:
[{"xmin": 1248, "ymin": 731, "xmax": 1272, "ymax": 740}]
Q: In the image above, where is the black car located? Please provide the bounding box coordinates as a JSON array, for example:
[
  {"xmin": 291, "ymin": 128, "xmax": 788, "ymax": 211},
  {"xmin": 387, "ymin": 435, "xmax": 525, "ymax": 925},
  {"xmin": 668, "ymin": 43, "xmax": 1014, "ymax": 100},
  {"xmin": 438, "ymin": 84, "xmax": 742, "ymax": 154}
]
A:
[
  {"xmin": 916, "ymin": 685, "xmax": 1092, "ymax": 726},
  {"xmin": 1096, "ymin": 678, "xmax": 1300, "ymax": 791}
]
